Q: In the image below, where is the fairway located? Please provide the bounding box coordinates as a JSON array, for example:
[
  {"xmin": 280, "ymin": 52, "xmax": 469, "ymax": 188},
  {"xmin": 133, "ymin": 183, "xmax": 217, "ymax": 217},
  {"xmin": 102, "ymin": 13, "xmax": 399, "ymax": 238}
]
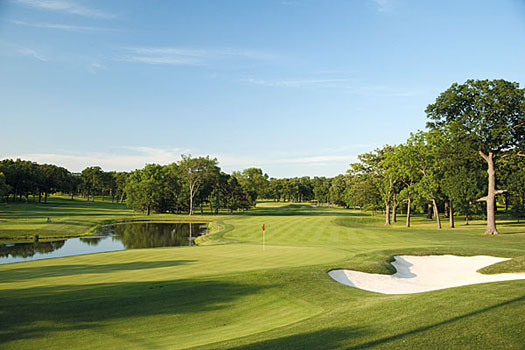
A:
[{"xmin": 1, "ymin": 202, "xmax": 524, "ymax": 349}]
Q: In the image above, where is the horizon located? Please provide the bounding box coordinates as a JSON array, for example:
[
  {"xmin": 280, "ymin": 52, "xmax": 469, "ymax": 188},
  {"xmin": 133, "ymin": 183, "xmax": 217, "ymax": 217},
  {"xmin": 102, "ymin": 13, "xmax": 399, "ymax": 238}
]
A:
[{"xmin": 1, "ymin": 0, "xmax": 524, "ymax": 178}]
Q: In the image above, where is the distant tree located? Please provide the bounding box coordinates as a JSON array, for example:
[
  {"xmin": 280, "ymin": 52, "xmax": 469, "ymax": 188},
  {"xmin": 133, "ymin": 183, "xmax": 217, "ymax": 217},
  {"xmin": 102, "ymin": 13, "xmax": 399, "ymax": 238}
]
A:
[
  {"xmin": 345, "ymin": 173, "xmax": 382, "ymax": 211},
  {"xmin": 38, "ymin": 164, "xmax": 70, "ymax": 203},
  {"xmin": 426, "ymin": 79, "xmax": 525, "ymax": 234},
  {"xmin": 178, "ymin": 155, "xmax": 219, "ymax": 215},
  {"xmin": 406, "ymin": 131, "xmax": 445, "ymax": 229},
  {"xmin": 312, "ymin": 176, "xmax": 331, "ymax": 205},
  {"xmin": 329, "ymin": 175, "xmax": 349, "ymax": 207},
  {"xmin": 81, "ymin": 166, "xmax": 104, "ymax": 201},
  {"xmin": 113, "ymin": 172, "xmax": 129, "ymax": 203},
  {"xmin": 125, "ymin": 164, "xmax": 164, "ymax": 215},
  {"xmin": 352, "ymin": 145, "xmax": 400, "ymax": 225},
  {"xmin": 498, "ymin": 154, "xmax": 525, "ymax": 217},
  {"xmin": 233, "ymin": 168, "xmax": 269, "ymax": 203},
  {"xmin": 0, "ymin": 172, "xmax": 11, "ymax": 202}
]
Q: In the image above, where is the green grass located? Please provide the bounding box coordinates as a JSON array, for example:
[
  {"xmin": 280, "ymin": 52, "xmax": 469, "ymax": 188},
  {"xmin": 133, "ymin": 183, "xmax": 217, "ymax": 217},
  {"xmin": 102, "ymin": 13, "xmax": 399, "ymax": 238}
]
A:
[
  {"xmin": 0, "ymin": 199, "xmax": 524, "ymax": 349},
  {"xmin": 0, "ymin": 197, "xmax": 214, "ymax": 241}
]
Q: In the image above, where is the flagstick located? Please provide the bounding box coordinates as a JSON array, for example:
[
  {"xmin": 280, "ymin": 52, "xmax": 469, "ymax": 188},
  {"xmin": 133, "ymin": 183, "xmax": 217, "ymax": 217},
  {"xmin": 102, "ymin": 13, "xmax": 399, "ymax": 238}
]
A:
[{"xmin": 263, "ymin": 228, "xmax": 265, "ymax": 251}]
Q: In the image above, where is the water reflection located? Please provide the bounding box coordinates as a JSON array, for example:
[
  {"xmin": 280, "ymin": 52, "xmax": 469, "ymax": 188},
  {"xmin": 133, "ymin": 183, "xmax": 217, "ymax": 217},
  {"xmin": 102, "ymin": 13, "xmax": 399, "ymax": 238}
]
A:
[
  {"xmin": 101, "ymin": 222, "xmax": 206, "ymax": 249},
  {"xmin": 0, "ymin": 240, "xmax": 66, "ymax": 259},
  {"xmin": 0, "ymin": 222, "xmax": 207, "ymax": 264}
]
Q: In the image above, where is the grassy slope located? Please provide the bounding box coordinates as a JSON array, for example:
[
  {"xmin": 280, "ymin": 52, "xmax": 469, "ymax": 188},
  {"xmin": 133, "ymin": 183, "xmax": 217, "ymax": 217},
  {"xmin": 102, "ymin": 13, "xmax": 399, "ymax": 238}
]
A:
[
  {"xmin": 0, "ymin": 197, "xmax": 214, "ymax": 241},
  {"xmin": 0, "ymin": 200, "xmax": 524, "ymax": 349}
]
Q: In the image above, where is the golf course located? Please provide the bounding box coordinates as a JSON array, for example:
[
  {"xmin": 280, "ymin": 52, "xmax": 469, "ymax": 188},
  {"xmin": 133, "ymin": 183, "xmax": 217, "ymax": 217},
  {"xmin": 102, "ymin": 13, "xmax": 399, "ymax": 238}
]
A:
[{"xmin": 1, "ymin": 198, "xmax": 524, "ymax": 349}]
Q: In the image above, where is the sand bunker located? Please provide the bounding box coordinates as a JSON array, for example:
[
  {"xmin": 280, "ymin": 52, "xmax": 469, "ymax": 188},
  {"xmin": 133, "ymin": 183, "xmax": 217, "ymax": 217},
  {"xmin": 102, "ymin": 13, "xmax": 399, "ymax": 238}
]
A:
[{"xmin": 329, "ymin": 255, "xmax": 525, "ymax": 294}]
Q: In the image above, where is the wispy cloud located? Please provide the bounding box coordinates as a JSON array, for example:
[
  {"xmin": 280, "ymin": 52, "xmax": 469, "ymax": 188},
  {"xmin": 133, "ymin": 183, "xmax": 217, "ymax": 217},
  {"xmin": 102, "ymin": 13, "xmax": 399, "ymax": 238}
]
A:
[
  {"xmin": 10, "ymin": 19, "xmax": 115, "ymax": 32},
  {"xmin": 118, "ymin": 47, "xmax": 278, "ymax": 65},
  {"xmin": 14, "ymin": 0, "xmax": 115, "ymax": 19},
  {"xmin": 241, "ymin": 77, "xmax": 418, "ymax": 96},
  {"xmin": 371, "ymin": 0, "xmax": 394, "ymax": 12},
  {"xmin": 242, "ymin": 78, "xmax": 351, "ymax": 88},
  {"xmin": 16, "ymin": 47, "xmax": 47, "ymax": 61},
  {"xmin": 5, "ymin": 147, "xmax": 186, "ymax": 172},
  {"xmin": 276, "ymin": 155, "xmax": 357, "ymax": 164}
]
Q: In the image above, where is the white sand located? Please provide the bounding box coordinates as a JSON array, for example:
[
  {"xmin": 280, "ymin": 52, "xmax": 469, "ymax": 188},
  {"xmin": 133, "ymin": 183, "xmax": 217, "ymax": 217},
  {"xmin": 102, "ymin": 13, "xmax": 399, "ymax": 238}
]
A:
[{"xmin": 328, "ymin": 255, "xmax": 525, "ymax": 294}]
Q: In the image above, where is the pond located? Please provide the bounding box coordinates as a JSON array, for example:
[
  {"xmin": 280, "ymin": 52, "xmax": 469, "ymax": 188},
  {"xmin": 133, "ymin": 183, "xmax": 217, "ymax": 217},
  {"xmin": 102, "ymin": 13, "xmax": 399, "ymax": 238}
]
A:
[{"xmin": 0, "ymin": 222, "xmax": 208, "ymax": 264}]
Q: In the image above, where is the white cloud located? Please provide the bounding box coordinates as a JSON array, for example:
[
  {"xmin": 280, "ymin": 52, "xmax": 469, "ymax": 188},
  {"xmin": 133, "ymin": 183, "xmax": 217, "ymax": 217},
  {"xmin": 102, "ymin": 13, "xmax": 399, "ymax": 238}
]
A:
[
  {"xmin": 3, "ymin": 148, "xmax": 358, "ymax": 177},
  {"xmin": 118, "ymin": 47, "xmax": 278, "ymax": 66},
  {"xmin": 242, "ymin": 78, "xmax": 351, "ymax": 88},
  {"xmin": 277, "ymin": 155, "xmax": 357, "ymax": 164},
  {"xmin": 14, "ymin": 0, "xmax": 115, "ymax": 19},
  {"xmin": 10, "ymin": 19, "xmax": 114, "ymax": 32},
  {"xmin": 17, "ymin": 47, "xmax": 47, "ymax": 61},
  {"xmin": 4, "ymin": 147, "xmax": 186, "ymax": 172}
]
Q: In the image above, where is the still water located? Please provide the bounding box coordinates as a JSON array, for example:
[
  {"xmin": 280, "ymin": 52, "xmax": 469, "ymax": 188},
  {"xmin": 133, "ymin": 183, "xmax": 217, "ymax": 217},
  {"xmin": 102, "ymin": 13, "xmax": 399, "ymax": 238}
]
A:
[{"xmin": 0, "ymin": 222, "xmax": 207, "ymax": 264}]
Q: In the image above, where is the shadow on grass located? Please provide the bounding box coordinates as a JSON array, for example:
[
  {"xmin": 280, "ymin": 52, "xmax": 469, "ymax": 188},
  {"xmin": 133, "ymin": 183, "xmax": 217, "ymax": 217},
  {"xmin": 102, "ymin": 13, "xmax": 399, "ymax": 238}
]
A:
[
  {"xmin": 225, "ymin": 327, "xmax": 368, "ymax": 350},
  {"xmin": 240, "ymin": 207, "xmax": 373, "ymax": 218},
  {"xmin": 348, "ymin": 295, "xmax": 525, "ymax": 349},
  {"xmin": 222, "ymin": 295, "xmax": 525, "ymax": 350},
  {"xmin": 0, "ymin": 260, "xmax": 195, "ymax": 282},
  {"xmin": 0, "ymin": 278, "xmax": 271, "ymax": 343}
]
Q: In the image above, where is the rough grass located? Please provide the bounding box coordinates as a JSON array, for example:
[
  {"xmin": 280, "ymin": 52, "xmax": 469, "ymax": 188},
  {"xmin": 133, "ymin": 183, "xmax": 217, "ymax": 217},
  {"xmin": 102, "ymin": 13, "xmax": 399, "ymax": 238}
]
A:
[{"xmin": 0, "ymin": 199, "xmax": 524, "ymax": 349}]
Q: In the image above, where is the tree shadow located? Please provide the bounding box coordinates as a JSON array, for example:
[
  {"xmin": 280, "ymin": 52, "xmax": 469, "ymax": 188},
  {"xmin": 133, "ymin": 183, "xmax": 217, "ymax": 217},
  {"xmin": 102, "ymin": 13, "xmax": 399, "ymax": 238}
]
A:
[
  {"xmin": 0, "ymin": 278, "xmax": 272, "ymax": 343},
  {"xmin": 0, "ymin": 260, "xmax": 195, "ymax": 282},
  {"xmin": 224, "ymin": 327, "xmax": 368, "ymax": 350},
  {"xmin": 348, "ymin": 295, "xmax": 525, "ymax": 349},
  {"xmin": 240, "ymin": 207, "xmax": 373, "ymax": 218}
]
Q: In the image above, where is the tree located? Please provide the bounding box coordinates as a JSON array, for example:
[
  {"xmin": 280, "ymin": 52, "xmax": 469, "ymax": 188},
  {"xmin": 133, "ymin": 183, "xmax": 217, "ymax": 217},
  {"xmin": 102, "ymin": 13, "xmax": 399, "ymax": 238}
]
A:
[
  {"xmin": 0, "ymin": 172, "xmax": 11, "ymax": 202},
  {"xmin": 233, "ymin": 168, "xmax": 269, "ymax": 203},
  {"xmin": 352, "ymin": 146, "xmax": 399, "ymax": 225},
  {"xmin": 312, "ymin": 176, "xmax": 331, "ymax": 205},
  {"xmin": 329, "ymin": 175, "xmax": 349, "ymax": 207},
  {"xmin": 426, "ymin": 79, "xmax": 525, "ymax": 234},
  {"xmin": 81, "ymin": 166, "xmax": 104, "ymax": 201},
  {"xmin": 179, "ymin": 155, "xmax": 219, "ymax": 215},
  {"xmin": 125, "ymin": 164, "xmax": 164, "ymax": 215}
]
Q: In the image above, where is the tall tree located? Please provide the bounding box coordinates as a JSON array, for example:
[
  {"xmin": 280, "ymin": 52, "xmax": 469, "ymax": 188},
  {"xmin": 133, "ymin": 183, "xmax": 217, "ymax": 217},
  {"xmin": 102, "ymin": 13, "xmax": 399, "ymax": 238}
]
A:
[
  {"xmin": 426, "ymin": 79, "xmax": 525, "ymax": 234},
  {"xmin": 179, "ymin": 155, "xmax": 219, "ymax": 215}
]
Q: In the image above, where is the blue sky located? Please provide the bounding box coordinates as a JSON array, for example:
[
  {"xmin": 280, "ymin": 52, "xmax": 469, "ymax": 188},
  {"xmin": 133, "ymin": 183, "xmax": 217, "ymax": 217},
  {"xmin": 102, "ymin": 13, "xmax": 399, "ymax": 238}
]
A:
[{"xmin": 1, "ymin": 0, "xmax": 524, "ymax": 177}]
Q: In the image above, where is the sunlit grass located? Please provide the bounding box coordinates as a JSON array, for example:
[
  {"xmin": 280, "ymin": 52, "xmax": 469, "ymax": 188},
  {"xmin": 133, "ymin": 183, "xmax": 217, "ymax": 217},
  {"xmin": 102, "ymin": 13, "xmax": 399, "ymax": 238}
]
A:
[{"xmin": 0, "ymin": 199, "xmax": 524, "ymax": 349}]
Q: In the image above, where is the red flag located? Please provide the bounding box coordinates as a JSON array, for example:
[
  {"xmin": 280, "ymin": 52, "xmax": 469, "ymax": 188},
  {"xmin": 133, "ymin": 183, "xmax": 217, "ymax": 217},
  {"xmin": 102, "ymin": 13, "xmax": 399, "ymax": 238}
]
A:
[{"xmin": 262, "ymin": 224, "xmax": 265, "ymax": 231}]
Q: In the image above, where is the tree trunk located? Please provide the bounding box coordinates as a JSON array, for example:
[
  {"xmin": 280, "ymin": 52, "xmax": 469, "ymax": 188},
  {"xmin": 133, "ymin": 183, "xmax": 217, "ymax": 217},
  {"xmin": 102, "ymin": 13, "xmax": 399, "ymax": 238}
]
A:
[
  {"xmin": 391, "ymin": 192, "xmax": 397, "ymax": 223},
  {"xmin": 479, "ymin": 151, "xmax": 500, "ymax": 235},
  {"xmin": 189, "ymin": 183, "xmax": 194, "ymax": 216},
  {"xmin": 147, "ymin": 206, "xmax": 151, "ymax": 216},
  {"xmin": 426, "ymin": 203, "xmax": 433, "ymax": 219},
  {"xmin": 44, "ymin": 192, "xmax": 48, "ymax": 204},
  {"xmin": 385, "ymin": 200, "xmax": 391, "ymax": 225},
  {"xmin": 432, "ymin": 198, "xmax": 441, "ymax": 229},
  {"xmin": 215, "ymin": 191, "xmax": 219, "ymax": 214},
  {"xmin": 38, "ymin": 192, "xmax": 42, "ymax": 203},
  {"xmin": 449, "ymin": 199, "xmax": 454, "ymax": 228},
  {"xmin": 406, "ymin": 197, "xmax": 411, "ymax": 228},
  {"xmin": 444, "ymin": 201, "xmax": 449, "ymax": 218},
  {"xmin": 101, "ymin": 191, "xmax": 105, "ymax": 202},
  {"xmin": 119, "ymin": 191, "xmax": 125, "ymax": 204}
]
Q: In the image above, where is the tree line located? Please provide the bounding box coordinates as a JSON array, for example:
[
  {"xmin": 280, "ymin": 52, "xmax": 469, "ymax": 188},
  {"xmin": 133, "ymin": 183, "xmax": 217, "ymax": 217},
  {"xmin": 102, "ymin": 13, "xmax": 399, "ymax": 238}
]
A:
[
  {"xmin": 343, "ymin": 79, "xmax": 525, "ymax": 235},
  {"xmin": 1, "ymin": 79, "xmax": 523, "ymax": 234}
]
